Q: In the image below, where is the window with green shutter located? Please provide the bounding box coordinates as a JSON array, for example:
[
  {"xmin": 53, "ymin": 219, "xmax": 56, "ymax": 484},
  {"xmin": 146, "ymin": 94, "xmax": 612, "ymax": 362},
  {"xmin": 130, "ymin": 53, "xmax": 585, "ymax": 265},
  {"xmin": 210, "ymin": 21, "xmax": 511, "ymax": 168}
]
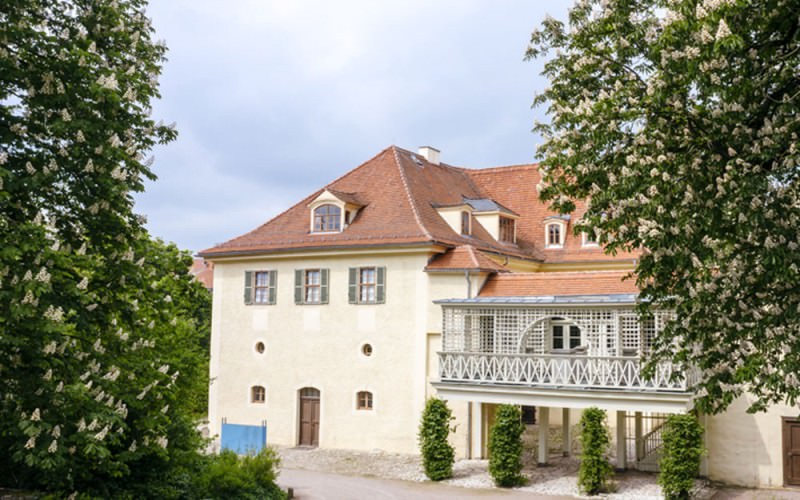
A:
[
  {"xmin": 295, "ymin": 268, "xmax": 329, "ymax": 305},
  {"xmin": 348, "ymin": 266, "xmax": 386, "ymax": 304},
  {"xmin": 244, "ymin": 270, "xmax": 277, "ymax": 305}
]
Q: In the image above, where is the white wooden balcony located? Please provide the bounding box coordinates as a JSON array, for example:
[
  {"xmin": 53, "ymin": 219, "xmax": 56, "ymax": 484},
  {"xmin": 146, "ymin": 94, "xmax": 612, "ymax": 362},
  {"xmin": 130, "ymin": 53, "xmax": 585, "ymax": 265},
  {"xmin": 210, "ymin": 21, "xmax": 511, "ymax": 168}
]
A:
[
  {"xmin": 437, "ymin": 351, "xmax": 693, "ymax": 393},
  {"xmin": 432, "ymin": 297, "xmax": 696, "ymax": 411}
]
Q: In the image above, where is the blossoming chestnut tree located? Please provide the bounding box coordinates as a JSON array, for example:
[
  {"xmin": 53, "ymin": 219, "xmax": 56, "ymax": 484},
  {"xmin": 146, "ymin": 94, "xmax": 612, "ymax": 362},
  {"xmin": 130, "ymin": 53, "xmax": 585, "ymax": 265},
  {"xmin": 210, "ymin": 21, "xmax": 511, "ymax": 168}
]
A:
[
  {"xmin": 0, "ymin": 0, "xmax": 210, "ymax": 496},
  {"xmin": 527, "ymin": 0, "xmax": 800, "ymax": 414}
]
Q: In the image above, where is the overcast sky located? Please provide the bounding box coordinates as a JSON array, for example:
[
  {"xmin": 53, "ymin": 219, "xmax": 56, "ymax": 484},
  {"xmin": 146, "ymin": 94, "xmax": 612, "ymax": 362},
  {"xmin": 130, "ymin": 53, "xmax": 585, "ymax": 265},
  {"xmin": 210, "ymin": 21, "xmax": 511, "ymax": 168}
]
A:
[{"xmin": 137, "ymin": 1, "xmax": 573, "ymax": 253}]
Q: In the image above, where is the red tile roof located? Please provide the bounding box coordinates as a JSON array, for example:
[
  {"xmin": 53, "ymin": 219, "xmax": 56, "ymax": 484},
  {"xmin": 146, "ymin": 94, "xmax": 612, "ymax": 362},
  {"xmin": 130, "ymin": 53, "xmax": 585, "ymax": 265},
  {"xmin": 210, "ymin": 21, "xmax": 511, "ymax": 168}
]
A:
[
  {"xmin": 199, "ymin": 145, "xmax": 639, "ymax": 265},
  {"xmin": 190, "ymin": 258, "xmax": 214, "ymax": 290},
  {"xmin": 478, "ymin": 271, "xmax": 638, "ymax": 297},
  {"xmin": 425, "ymin": 245, "xmax": 510, "ymax": 273}
]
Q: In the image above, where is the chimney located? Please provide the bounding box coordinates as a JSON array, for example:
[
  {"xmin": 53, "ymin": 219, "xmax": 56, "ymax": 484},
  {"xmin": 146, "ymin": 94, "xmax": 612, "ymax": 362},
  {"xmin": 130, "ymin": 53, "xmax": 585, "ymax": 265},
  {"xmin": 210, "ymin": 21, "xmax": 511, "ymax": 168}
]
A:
[{"xmin": 418, "ymin": 146, "xmax": 440, "ymax": 165}]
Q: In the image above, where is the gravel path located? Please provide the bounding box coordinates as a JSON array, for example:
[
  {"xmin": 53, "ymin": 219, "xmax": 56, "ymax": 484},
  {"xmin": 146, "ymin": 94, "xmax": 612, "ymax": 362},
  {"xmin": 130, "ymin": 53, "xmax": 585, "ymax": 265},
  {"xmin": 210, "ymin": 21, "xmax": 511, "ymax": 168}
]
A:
[{"xmin": 277, "ymin": 446, "xmax": 716, "ymax": 499}]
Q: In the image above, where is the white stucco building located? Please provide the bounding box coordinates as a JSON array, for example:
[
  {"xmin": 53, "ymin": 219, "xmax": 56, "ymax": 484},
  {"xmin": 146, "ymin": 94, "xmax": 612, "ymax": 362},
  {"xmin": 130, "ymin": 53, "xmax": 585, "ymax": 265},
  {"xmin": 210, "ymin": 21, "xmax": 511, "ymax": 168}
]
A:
[{"xmin": 200, "ymin": 145, "xmax": 800, "ymax": 489}]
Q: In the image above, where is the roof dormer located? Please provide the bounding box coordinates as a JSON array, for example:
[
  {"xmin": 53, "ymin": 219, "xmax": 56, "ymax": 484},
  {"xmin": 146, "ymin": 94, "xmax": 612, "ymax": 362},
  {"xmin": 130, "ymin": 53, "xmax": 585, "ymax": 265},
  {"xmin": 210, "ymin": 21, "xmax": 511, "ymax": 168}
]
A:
[
  {"xmin": 308, "ymin": 189, "xmax": 364, "ymax": 233},
  {"xmin": 544, "ymin": 214, "xmax": 570, "ymax": 249},
  {"xmin": 464, "ymin": 198, "xmax": 519, "ymax": 244},
  {"xmin": 434, "ymin": 203, "xmax": 474, "ymax": 236}
]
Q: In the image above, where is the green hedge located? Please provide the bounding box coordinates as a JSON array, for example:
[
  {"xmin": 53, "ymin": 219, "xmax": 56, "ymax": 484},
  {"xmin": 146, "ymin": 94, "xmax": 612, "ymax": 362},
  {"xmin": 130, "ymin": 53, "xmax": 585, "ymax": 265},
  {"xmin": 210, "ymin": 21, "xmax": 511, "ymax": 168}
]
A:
[
  {"xmin": 193, "ymin": 448, "xmax": 287, "ymax": 499},
  {"xmin": 488, "ymin": 405, "xmax": 526, "ymax": 487},
  {"xmin": 578, "ymin": 407, "xmax": 613, "ymax": 495},
  {"xmin": 418, "ymin": 398, "xmax": 455, "ymax": 481},
  {"xmin": 658, "ymin": 413, "xmax": 704, "ymax": 500}
]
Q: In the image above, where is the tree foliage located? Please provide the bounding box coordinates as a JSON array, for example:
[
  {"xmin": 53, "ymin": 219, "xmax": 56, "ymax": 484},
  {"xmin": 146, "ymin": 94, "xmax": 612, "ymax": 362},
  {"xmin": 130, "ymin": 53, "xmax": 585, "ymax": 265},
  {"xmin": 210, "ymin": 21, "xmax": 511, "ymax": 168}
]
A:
[
  {"xmin": 527, "ymin": 0, "xmax": 800, "ymax": 413},
  {"xmin": 0, "ymin": 0, "xmax": 212, "ymax": 496},
  {"xmin": 418, "ymin": 398, "xmax": 455, "ymax": 481},
  {"xmin": 658, "ymin": 413, "xmax": 705, "ymax": 500},
  {"xmin": 193, "ymin": 448, "xmax": 287, "ymax": 500},
  {"xmin": 577, "ymin": 407, "xmax": 612, "ymax": 495},
  {"xmin": 488, "ymin": 404, "xmax": 525, "ymax": 487}
]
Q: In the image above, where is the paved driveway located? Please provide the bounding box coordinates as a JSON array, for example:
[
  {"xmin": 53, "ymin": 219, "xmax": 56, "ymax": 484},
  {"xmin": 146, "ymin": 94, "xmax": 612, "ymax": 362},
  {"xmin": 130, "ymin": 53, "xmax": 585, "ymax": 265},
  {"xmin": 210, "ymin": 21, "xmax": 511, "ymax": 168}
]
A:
[{"xmin": 278, "ymin": 468, "xmax": 574, "ymax": 500}]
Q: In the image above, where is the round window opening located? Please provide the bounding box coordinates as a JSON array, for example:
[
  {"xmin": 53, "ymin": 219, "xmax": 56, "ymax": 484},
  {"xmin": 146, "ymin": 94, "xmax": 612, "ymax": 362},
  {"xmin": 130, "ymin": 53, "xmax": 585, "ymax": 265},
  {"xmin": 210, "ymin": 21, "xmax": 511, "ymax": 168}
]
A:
[
  {"xmin": 255, "ymin": 342, "xmax": 265, "ymax": 354},
  {"xmin": 361, "ymin": 343, "xmax": 373, "ymax": 356}
]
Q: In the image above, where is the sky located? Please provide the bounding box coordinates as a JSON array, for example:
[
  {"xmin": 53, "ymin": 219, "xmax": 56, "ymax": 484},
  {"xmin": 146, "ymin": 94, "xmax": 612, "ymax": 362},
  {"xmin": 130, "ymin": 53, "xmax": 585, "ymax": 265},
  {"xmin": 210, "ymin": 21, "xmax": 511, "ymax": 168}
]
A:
[{"xmin": 137, "ymin": 0, "xmax": 574, "ymax": 253}]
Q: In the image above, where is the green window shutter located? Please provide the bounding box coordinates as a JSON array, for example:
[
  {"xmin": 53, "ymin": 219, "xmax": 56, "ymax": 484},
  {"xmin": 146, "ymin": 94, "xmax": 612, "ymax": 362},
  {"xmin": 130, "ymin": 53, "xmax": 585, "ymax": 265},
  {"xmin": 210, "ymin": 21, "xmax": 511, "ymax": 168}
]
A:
[
  {"xmin": 348, "ymin": 268, "xmax": 358, "ymax": 304},
  {"xmin": 294, "ymin": 269, "xmax": 303, "ymax": 304},
  {"xmin": 320, "ymin": 268, "xmax": 329, "ymax": 304},
  {"xmin": 376, "ymin": 267, "xmax": 386, "ymax": 304},
  {"xmin": 268, "ymin": 270, "xmax": 277, "ymax": 304},
  {"xmin": 244, "ymin": 271, "xmax": 253, "ymax": 305}
]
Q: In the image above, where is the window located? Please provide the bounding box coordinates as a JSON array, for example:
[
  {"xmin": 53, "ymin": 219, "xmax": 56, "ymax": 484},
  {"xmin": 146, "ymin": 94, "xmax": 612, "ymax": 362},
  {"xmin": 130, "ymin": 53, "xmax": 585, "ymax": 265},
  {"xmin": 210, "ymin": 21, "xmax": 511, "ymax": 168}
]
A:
[
  {"xmin": 313, "ymin": 204, "xmax": 341, "ymax": 232},
  {"xmin": 499, "ymin": 217, "xmax": 515, "ymax": 243},
  {"xmin": 251, "ymin": 385, "xmax": 265, "ymax": 404},
  {"xmin": 521, "ymin": 406, "xmax": 536, "ymax": 425},
  {"xmin": 582, "ymin": 230, "xmax": 598, "ymax": 246},
  {"xmin": 461, "ymin": 211, "xmax": 471, "ymax": 235},
  {"xmin": 546, "ymin": 222, "xmax": 564, "ymax": 248},
  {"xmin": 244, "ymin": 270, "xmax": 276, "ymax": 305},
  {"xmin": 361, "ymin": 343, "xmax": 373, "ymax": 356},
  {"xmin": 552, "ymin": 324, "xmax": 581, "ymax": 350},
  {"xmin": 255, "ymin": 342, "xmax": 265, "ymax": 354},
  {"xmin": 294, "ymin": 269, "xmax": 329, "ymax": 304},
  {"xmin": 348, "ymin": 267, "xmax": 385, "ymax": 304},
  {"xmin": 356, "ymin": 391, "xmax": 373, "ymax": 410}
]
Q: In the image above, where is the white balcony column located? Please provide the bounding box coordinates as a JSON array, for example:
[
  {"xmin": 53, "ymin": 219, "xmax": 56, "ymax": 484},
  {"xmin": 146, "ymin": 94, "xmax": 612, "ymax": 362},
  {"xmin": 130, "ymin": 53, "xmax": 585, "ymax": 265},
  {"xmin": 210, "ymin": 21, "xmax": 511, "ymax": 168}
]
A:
[
  {"xmin": 471, "ymin": 402, "xmax": 484, "ymax": 459},
  {"xmin": 562, "ymin": 407, "xmax": 571, "ymax": 457},
  {"xmin": 616, "ymin": 410, "xmax": 627, "ymax": 471},
  {"xmin": 538, "ymin": 406, "xmax": 550, "ymax": 465},
  {"xmin": 634, "ymin": 411, "xmax": 644, "ymax": 461}
]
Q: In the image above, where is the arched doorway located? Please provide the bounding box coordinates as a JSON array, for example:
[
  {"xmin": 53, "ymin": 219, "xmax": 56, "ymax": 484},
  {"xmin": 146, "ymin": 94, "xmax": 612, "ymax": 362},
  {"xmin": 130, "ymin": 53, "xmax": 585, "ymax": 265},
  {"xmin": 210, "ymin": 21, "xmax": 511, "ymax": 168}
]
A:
[{"xmin": 298, "ymin": 387, "xmax": 320, "ymax": 446}]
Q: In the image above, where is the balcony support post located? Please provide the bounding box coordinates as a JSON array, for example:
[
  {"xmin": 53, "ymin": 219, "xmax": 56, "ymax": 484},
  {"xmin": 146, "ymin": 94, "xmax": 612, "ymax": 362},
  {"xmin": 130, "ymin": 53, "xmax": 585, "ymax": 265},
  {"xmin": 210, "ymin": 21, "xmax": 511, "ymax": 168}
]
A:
[
  {"xmin": 538, "ymin": 406, "xmax": 550, "ymax": 465},
  {"xmin": 634, "ymin": 411, "xmax": 643, "ymax": 461},
  {"xmin": 470, "ymin": 402, "xmax": 484, "ymax": 459},
  {"xmin": 562, "ymin": 407, "xmax": 571, "ymax": 456},
  {"xmin": 616, "ymin": 410, "xmax": 627, "ymax": 471}
]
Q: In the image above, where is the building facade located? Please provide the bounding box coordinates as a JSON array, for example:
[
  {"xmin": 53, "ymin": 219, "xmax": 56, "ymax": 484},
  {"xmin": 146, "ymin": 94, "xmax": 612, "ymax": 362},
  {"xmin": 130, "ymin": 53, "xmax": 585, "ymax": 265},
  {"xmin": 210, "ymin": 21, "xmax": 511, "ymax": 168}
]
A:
[{"xmin": 200, "ymin": 146, "xmax": 799, "ymax": 489}]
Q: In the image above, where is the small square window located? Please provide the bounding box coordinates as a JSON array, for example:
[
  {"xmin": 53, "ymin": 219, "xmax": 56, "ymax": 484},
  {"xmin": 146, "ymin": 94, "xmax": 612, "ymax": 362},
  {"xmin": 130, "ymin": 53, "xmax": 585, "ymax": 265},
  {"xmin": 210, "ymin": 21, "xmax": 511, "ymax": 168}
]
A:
[
  {"xmin": 356, "ymin": 391, "xmax": 373, "ymax": 410},
  {"xmin": 251, "ymin": 386, "xmax": 265, "ymax": 404}
]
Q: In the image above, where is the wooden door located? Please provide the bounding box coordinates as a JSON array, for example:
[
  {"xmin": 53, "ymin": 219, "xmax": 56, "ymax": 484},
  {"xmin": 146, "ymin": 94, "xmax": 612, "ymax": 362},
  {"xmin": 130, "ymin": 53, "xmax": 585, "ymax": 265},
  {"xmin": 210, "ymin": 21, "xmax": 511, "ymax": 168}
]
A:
[
  {"xmin": 784, "ymin": 418, "xmax": 800, "ymax": 486},
  {"xmin": 299, "ymin": 388, "xmax": 320, "ymax": 446}
]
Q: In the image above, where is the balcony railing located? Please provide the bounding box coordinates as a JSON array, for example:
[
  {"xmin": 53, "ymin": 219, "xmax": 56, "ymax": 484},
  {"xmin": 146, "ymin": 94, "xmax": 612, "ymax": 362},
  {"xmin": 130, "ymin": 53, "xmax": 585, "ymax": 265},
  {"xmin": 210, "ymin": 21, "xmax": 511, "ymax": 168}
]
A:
[{"xmin": 438, "ymin": 352, "xmax": 693, "ymax": 392}]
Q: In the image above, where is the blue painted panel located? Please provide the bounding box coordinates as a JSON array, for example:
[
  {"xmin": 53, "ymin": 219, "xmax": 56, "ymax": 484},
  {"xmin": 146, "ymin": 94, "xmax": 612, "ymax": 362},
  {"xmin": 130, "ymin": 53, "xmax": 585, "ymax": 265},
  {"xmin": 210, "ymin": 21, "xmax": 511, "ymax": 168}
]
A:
[{"xmin": 220, "ymin": 422, "xmax": 267, "ymax": 455}]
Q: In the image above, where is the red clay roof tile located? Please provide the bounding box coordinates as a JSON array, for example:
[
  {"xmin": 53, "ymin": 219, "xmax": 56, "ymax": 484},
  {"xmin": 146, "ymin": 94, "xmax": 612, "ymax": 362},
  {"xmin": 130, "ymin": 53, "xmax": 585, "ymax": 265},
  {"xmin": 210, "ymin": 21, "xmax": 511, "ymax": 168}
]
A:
[
  {"xmin": 478, "ymin": 271, "xmax": 638, "ymax": 297},
  {"xmin": 199, "ymin": 146, "xmax": 640, "ymax": 265},
  {"xmin": 425, "ymin": 246, "xmax": 510, "ymax": 273}
]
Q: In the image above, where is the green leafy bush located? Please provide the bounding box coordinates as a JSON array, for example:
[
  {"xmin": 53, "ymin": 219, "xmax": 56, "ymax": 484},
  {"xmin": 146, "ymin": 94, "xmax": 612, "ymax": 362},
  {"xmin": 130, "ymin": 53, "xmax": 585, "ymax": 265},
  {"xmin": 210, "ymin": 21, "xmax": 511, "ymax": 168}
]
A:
[
  {"xmin": 418, "ymin": 398, "xmax": 455, "ymax": 481},
  {"xmin": 488, "ymin": 404, "xmax": 525, "ymax": 487},
  {"xmin": 194, "ymin": 448, "xmax": 287, "ymax": 500},
  {"xmin": 658, "ymin": 414, "xmax": 704, "ymax": 500},
  {"xmin": 578, "ymin": 407, "xmax": 613, "ymax": 495}
]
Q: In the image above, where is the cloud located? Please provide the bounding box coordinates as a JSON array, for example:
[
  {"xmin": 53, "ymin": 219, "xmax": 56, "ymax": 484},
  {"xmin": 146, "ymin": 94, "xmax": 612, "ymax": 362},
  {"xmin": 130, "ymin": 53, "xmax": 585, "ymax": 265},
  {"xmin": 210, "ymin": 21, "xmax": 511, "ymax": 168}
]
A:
[{"xmin": 139, "ymin": 0, "xmax": 572, "ymax": 252}]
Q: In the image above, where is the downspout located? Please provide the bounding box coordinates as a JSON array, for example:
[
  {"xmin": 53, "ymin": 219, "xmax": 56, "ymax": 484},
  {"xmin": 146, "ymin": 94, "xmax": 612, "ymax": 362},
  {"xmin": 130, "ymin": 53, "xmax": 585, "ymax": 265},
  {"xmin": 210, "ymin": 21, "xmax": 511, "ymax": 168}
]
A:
[{"xmin": 464, "ymin": 270, "xmax": 472, "ymax": 299}]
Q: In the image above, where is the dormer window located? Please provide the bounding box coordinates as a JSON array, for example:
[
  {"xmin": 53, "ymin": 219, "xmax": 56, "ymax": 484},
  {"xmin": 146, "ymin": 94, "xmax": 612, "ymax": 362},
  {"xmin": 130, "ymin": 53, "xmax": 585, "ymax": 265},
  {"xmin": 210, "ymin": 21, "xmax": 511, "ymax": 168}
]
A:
[
  {"xmin": 499, "ymin": 217, "xmax": 515, "ymax": 243},
  {"xmin": 546, "ymin": 222, "xmax": 564, "ymax": 248},
  {"xmin": 461, "ymin": 211, "xmax": 471, "ymax": 235},
  {"xmin": 313, "ymin": 204, "xmax": 341, "ymax": 232},
  {"xmin": 308, "ymin": 189, "xmax": 363, "ymax": 234},
  {"xmin": 582, "ymin": 230, "xmax": 598, "ymax": 247}
]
